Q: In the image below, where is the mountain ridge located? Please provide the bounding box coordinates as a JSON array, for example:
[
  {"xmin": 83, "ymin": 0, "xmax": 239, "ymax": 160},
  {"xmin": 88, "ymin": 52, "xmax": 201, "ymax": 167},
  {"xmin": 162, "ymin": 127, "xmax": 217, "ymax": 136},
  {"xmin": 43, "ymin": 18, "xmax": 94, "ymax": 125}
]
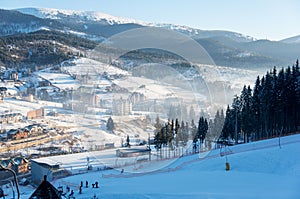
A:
[
  {"xmin": 16, "ymin": 7, "xmax": 257, "ymax": 43},
  {"xmin": 0, "ymin": 7, "xmax": 299, "ymax": 70},
  {"xmin": 16, "ymin": 7, "xmax": 300, "ymax": 43}
]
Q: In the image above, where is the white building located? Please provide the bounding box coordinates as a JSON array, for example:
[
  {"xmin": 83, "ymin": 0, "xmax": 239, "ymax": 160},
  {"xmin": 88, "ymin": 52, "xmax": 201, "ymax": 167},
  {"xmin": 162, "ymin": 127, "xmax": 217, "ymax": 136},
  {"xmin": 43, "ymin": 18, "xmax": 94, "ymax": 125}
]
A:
[{"xmin": 112, "ymin": 97, "xmax": 132, "ymax": 116}]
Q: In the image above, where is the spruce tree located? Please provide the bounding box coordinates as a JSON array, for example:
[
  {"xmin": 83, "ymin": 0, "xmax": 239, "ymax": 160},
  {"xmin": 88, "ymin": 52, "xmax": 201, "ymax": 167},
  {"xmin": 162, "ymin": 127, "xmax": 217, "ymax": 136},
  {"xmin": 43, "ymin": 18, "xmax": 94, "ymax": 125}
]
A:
[
  {"xmin": 252, "ymin": 76, "xmax": 261, "ymax": 140},
  {"xmin": 240, "ymin": 85, "xmax": 253, "ymax": 142},
  {"xmin": 106, "ymin": 117, "xmax": 114, "ymax": 131},
  {"xmin": 182, "ymin": 121, "xmax": 188, "ymax": 147},
  {"xmin": 222, "ymin": 62, "xmax": 300, "ymax": 142},
  {"xmin": 126, "ymin": 135, "xmax": 130, "ymax": 147}
]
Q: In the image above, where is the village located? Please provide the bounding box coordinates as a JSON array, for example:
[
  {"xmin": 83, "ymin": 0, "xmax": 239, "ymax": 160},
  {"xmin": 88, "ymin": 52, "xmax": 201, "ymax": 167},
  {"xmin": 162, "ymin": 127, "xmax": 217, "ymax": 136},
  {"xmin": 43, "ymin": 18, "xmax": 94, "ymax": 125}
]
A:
[
  {"xmin": 0, "ymin": 54, "xmax": 260, "ymax": 199},
  {"xmin": 0, "ymin": 57, "xmax": 186, "ymax": 187}
]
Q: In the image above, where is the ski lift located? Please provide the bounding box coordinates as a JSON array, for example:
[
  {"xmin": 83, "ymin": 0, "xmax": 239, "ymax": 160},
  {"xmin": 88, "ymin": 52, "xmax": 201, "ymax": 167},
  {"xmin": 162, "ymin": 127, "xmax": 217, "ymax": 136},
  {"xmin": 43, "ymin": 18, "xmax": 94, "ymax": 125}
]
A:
[
  {"xmin": 0, "ymin": 165, "xmax": 20, "ymax": 199},
  {"xmin": 0, "ymin": 188, "xmax": 4, "ymax": 198}
]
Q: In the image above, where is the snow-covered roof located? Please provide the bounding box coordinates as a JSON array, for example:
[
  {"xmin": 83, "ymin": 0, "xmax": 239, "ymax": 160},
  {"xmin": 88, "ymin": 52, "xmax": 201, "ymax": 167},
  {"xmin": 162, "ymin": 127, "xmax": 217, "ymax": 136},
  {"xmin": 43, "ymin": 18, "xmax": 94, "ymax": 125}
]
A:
[{"xmin": 32, "ymin": 158, "xmax": 60, "ymax": 167}]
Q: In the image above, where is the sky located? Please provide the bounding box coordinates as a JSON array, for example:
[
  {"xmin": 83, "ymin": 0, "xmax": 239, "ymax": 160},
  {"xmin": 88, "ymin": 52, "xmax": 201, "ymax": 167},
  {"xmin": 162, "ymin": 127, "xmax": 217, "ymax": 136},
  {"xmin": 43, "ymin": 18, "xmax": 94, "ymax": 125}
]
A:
[{"xmin": 1, "ymin": 0, "xmax": 300, "ymax": 41}]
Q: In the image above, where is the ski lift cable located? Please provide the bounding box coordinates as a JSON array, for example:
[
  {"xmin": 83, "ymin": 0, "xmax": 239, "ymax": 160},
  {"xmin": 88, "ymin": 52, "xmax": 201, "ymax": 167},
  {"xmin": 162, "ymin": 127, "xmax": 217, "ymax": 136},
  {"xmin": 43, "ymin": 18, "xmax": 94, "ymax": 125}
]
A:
[{"xmin": 0, "ymin": 165, "xmax": 20, "ymax": 199}]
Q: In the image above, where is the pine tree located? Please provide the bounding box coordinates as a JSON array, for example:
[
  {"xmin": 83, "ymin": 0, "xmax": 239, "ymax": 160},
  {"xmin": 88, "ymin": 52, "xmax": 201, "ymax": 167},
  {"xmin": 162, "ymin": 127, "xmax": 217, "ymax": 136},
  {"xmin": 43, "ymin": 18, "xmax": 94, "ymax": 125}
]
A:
[
  {"xmin": 154, "ymin": 116, "xmax": 162, "ymax": 135},
  {"xmin": 175, "ymin": 119, "xmax": 179, "ymax": 147},
  {"xmin": 126, "ymin": 135, "xmax": 130, "ymax": 147},
  {"xmin": 154, "ymin": 116, "xmax": 162, "ymax": 149},
  {"xmin": 197, "ymin": 117, "xmax": 208, "ymax": 143},
  {"xmin": 182, "ymin": 121, "xmax": 189, "ymax": 147},
  {"xmin": 276, "ymin": 68, "xmax": 285, "ymax": 134},
  {"xmin": 291, "ymin": 62, "xmax": 300, "ymax": 132},
  {"xmin": 294, "ymin": 60, "xmax": 300, "ymax": 130},
  {"xmin": 191, "ymin": 119, "xmax": 197, "ymax": 153},
  {"xmin": 240, "ymin": 85, "xmax": 253, "ymax": 142},
  {"xmin": 252, "ymin": 76, "xmax": 261, "ymax": 140},
  {"xmin": 221, "ymin": 105, "xmax": 235, "ymax": 140},
  {"xmin": 106, "ymin": 117, "xmax": 114, "ymax": 131},
  {"xmin": 232, "ymin": 95, "xmax": 241, "ymax": 143},
  {"xmin": 222, "ymin": 62, "xmax": 300, "ymax": 142},
  {"xmin": 165, "ymin": 120, "xmax": 173, "ymax": 149},
  {"xmin": 211, "ymin": 109, "xmax": 225, "ymax": 139},
  {"xmin": 285, "ymin": 66, "xmax": 293, "ymax": 133}
]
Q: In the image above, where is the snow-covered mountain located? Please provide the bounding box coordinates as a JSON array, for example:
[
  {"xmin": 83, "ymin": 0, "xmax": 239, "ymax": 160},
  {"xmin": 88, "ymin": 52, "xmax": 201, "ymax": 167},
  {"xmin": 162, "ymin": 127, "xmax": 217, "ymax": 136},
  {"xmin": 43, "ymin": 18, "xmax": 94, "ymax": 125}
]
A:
[
  {"xmin": 154, "ymin": 23, "xmax": 255, "ymax": 42},
  {"xmin": 280, "ymin": 35, "xmax": 300, "ymax": 44},
  {"xmin": 17, "ymin": 7, "xmax": 146, "ymax": 26},
  {"xmin": 17, "ymin": 7, "xmax": 255, "ymax": 43},
  {"xmin": 1, "ymin": 7, "xmax": 299, "ymax": 70},
  {"xmin": 0, "ymin": 9, "xmax": 65, "ymax": 36}
]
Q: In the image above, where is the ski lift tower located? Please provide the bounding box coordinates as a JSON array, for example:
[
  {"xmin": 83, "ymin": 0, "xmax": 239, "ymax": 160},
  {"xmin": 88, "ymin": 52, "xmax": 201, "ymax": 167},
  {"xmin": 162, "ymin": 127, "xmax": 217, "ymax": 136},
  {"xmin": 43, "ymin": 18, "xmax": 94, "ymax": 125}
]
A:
[{"xmin": 0, "ymin": 165, "xmax": 20, "ymax": 199}]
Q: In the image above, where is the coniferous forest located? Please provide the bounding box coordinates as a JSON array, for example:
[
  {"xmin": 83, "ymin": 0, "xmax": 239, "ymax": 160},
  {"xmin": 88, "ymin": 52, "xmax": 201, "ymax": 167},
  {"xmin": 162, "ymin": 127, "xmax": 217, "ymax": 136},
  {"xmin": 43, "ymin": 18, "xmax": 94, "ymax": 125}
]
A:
[
  {"xmin": 154, "ymin": 60, "xmax": 299, "ymax": 151},
  {"xmin": 221, "ymin": 60, "xmax": 300, "ymax": 143}
]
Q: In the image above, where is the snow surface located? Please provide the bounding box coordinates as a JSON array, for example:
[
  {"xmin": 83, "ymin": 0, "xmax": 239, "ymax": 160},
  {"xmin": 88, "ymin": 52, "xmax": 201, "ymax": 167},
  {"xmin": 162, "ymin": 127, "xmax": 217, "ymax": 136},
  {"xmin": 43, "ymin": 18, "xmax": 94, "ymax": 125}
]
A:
[
  {"xmin": 280, "ymin": 35, "xmax": 300, "ymax": 44},
  {"xmin": 17, "ymin": 7, "xmax": 147, "ymax": 25},
  {"xmin": 61, "ymin": 57, "xmax": 128, "ymax": 77},
  {"xmin": 35, "ymin": 71, "xmax": 79, "ymax": 90},
  {"xmin": 13, "ymin": 134, "xmax": 300, "ymax": 199},
  {"xmin": 16, "ymin": 8, "xmax": 255, "ymax": 42}
]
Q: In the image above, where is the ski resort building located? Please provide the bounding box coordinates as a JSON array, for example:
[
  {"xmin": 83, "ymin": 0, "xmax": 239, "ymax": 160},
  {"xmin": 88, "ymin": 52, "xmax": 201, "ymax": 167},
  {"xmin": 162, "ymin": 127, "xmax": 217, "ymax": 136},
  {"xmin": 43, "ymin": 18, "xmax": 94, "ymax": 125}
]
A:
[
  {"xmin": 112, "ymin": 97, "xmax": 132, "ymax": 116},
  {"xmin": 31, "ymin": 159, "xmax": 70, "ymax": 184}
]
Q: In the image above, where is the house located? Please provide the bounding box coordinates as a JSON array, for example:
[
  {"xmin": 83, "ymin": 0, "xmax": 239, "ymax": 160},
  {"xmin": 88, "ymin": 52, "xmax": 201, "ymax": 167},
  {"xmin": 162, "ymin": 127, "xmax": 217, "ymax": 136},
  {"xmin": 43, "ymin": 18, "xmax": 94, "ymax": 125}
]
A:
[
  {"xmin": 27, "ymin": 108, "xmax": 45, "ymax": 119},
  {"xmin": 0, "ymin": 158, "xmax": 12, "ymax": 169},
  {"xmin": 7, "ymin": 129, "xmax": 28, "ymax": 140},
  {"xmin": 0, "ymin": 133, "xmax": 7, "ymax": 141},
  {"xmin": 0, "ymin": 113, "xmax": 23, "ymax": 124},
  {"xmin": 0, "ymin": 87, "xmax": 7, "ymax": 98},
  {"xmin": 27, "ymin": 124, "xmax": 44, "ymax": 137},
  {"xmin": 4, "ymin": 124, "xmax": 44, "ymax": 141},
  {"xmin": 12, "ymin": 157, "xmax": 29, "ymax": 174},
  {"xmin": 6, "ymin": 129, "xmax": 18, "ymax": 140},
  {"xmin": 9, "ymin": 71, "xmax": 18, "ymax": 81},
  {"xmin": 0, "ymin": 157, "xmax": 29, "ymax": 175},
  {"xmin": 14, "ymin": 130, "xmax": 28, "ymax": 140}
]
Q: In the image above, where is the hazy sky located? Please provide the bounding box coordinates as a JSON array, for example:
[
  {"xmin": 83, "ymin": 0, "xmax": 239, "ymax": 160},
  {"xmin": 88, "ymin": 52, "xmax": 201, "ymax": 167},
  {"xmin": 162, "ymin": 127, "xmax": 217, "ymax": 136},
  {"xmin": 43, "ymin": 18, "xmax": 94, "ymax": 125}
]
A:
[{"xmin": 1, "ymin": 0, "xmax": 299, "ymax": 40}]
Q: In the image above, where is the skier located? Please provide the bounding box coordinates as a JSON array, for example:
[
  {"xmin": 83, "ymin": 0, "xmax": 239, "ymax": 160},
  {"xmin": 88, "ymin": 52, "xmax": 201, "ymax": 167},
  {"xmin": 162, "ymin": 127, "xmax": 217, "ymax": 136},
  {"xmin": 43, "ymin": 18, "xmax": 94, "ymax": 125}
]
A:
[{"xmin": 69, "ymin": 190, "xmax": 74, "ymax": 197}]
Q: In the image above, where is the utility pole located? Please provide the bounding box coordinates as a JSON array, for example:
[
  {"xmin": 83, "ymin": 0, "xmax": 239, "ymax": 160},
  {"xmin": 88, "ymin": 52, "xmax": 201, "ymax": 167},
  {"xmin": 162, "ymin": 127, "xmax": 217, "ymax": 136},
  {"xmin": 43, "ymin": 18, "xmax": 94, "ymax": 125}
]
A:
[
  {"xmin": 279, "ymin": 127, "xmax": 283, "ymax": 149},
  {"xmin": 233, "ymin": 95, "xmax": 239, "ymax": 145},
  {"xmin": 235, "ymin": 109, "xmax": 238, "ymax": 144},
  {"xmin": 225, "ymin": 145, "xmax": 230, "ymax": 171},
  {"xmin": 148, "ymin": 133, "xmax": 151, "ymax": 161}
]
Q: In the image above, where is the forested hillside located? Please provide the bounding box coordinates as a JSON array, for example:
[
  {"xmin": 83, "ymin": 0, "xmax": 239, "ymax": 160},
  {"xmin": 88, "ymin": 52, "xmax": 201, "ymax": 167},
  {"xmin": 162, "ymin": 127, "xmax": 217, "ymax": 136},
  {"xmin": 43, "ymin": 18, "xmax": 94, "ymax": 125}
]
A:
[
  {"xmin": 0, "ymin": 30, "xmax": 97, "ymax": 68},
  {"xmin": 221, "ymin": 60, "xmax": 300, "ymax": 143}
]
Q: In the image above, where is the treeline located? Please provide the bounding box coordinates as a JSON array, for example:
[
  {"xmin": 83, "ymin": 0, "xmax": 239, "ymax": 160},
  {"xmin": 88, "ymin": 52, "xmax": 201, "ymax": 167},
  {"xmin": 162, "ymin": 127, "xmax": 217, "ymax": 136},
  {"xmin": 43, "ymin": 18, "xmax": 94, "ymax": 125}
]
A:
[
  {"xmin": 221, "ymin": 60, "xmax": 300, "ymax": 143},
  {"xmin": 154, "ymin": 109, "xmax": 225, "ymax": 152},
  {"xmin": 154, "ymin": 117, "xmax": 190, "ymax": 150},
  {"xmin": 154, "ymin": 60, "xmax": 299, "ymax": 150},
  {"xmin": 0, "ymin": 30, "xmax": 97, "ymax": 67}
]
